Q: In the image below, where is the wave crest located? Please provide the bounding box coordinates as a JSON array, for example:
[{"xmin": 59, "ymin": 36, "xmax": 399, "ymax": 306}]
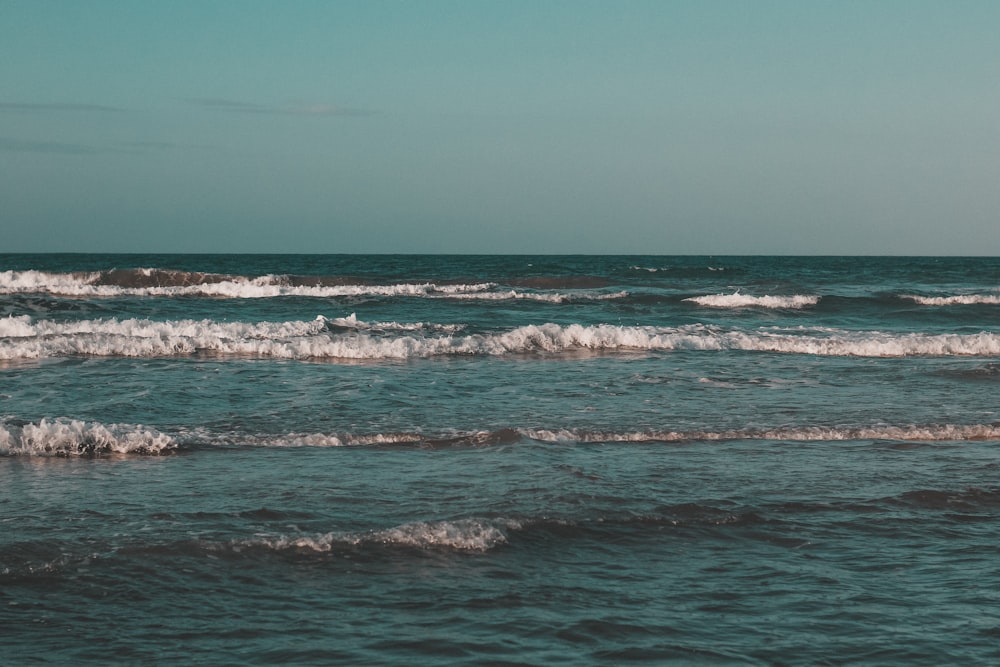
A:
[{"xmin": 5, "ymin": 318, "xmax": 1000, "ymax": 360}]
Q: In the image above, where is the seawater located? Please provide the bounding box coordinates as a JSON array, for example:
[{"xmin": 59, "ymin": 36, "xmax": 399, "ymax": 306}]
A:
[{"xmin": 2, "ymin": 254, "xmax": 1000, "ymax": 665}]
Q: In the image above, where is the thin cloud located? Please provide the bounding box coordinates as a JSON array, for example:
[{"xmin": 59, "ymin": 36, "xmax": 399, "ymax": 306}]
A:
[
  {"xmin": 184, "ymin": 97, "xmax": 267, "ymax": 112},
  {"xmin": 287, "ymin": 104, "xmax": 376, "ymax": 117},
  {"xmin": 117, "ymin": 140, "xmax": 221, "ymax": 153},
  {"xmin": 0, "ymin": 102, "xmax": 126, "ymax": 113},
  {"xmin": 184, "ymin": 97, "xmax": 375, "ymax": 117},
  {"xmin": 0, "ymin": 137, "xmax": 100, "ymax": 154}
]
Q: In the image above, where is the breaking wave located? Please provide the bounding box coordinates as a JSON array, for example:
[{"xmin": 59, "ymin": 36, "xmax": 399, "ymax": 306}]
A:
[
  {"xmin": 0, "ymin": 419, "xmax": 175, "ymax": 456},
  {"xmin": 4, "ymin": 317, "xmax": 1000, "ymax": 360},
  {"xmin": 320, "ymin": 313, "xmax": 465, "ymax": 334},
  {"xmin": 0, "ymin": 269, "xmax": 624, "ymax": 302},
  {"xmin": 6, "ymin": 418, "xmax": 999, "ymax": 458},
  {"xmin": 0, "ymin": 269, "xmax": 494, "ymax": 298},
  {"xmin": 904, "ymin": 293, "xmax": 1000, "ymax": 306},
  {"xmin": 684, "ymin": 292, "xmax": 820, "ymax": 309}
]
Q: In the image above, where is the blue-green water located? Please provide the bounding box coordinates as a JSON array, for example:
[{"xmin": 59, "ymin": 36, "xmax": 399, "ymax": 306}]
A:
[{"xmin": 2, "ymin": 255, "xmax": 1000, "ymax": 664}]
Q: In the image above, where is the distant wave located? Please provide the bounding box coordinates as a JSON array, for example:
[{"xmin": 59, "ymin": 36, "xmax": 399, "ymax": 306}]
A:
[
  {"xmin": 4, "ymin": 317, "xmax": 1000, "ymax": 360},
  {"xmin": 0, "ymin": 269, "xmax": 495, "ymax": 298},
  {"xmin": 443, "ymin": 289, "xmax": 628, "ymax": 303},
  {"xmin": 903, "ymin": 293, "xmax": 1000, "ymax": 306},
  {"xmin": 684, "ymin": 292, "xmax": 820, "ymax": 309},
  {"xmin": 6, "ymin": 418, "xmax": 1000, "ymax": 457},
  {"xmin": 0, "ymin": 268, "xmax": 625, "ymax": 302},
  {"xmin": 630, "ymin": 265, "xmax": 726, "ymax": 273}
]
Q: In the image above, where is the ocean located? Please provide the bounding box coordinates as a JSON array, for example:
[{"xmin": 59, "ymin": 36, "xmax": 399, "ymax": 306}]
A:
[{"xmin": 2, "ymin": 254, "xmax": 999, "ymax": 665}]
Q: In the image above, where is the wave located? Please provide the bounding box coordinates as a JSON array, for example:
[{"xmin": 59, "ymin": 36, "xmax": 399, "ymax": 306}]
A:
[
  {"xmin": 0, "ymin": 419, "xmax": 175, "ymax": 456},
  {"xmin": 234, "ymin": 518, "xmax": 516, "ymax": 554},
  {"xmin": 523, "ymin": 423, "xmax": 1000, "ymax": 444},
  {"xmin": 0, "ymin": 268, "xmax": 625, "ymax": 302},
  {"xmin": 684, "ymin": 292, "xmax": 820, "ymax": 309},
  {"xmin": 221, "ymin": 424, "xmax": 1000, "ymax": 448},
  {"xmin": 320, "ymin": 313, "xmax": 465, "ymax": 334},
  {"xmin": 4, "ymin": 317, "xmax": 1000, "ymax": 360},
  {"xmin": 6, "ymin": 418, "xmax": 999, "ymax": 458},
  {"xmin": 903, "ymin": 293, "xmax": 1000, "ymax": 306},
  {"xmin": 935, "ymin": 363, "xmax": 1000, "ymax": 382},
  {"xmin": 0, "ymin": 269, "xmax": 495, "ymax": 298},
  {"xmin": 630, "ymin": 265, "xmax": 727, "ymax": 273},
  {"xmin": 889, "ymin": 487, "xmax": 1000, "ymax": 510},
  {"xmin": 443, "ymin": 289, "xmax": 628, "ymax": 303}
]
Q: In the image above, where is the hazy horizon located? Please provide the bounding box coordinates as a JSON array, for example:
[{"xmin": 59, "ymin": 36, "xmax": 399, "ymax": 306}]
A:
[{"xmin": 4, "ymin": 1, "xmax": 999, "ymax": 255}]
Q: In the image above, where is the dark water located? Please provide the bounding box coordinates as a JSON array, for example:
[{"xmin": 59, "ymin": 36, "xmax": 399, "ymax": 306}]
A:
[{"xmin": 2, "ymin": 255, "xmax": 1000, "ymax": 664}]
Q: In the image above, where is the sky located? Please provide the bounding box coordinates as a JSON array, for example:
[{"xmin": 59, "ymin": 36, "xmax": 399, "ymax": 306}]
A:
[{"xmin": 2, "ymin": 0, "xmax": 999, "ymax": 254}]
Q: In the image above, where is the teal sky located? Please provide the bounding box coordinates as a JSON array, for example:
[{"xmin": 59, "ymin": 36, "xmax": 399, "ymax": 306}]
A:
[{"xmin": 3, "ymin": 1, "xmax": 999, "ymax": 254}]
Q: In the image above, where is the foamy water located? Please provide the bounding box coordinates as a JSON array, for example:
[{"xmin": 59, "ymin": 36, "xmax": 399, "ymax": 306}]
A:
[
  {"xmin": 904, "ymin": 293, "xmax": 1000, "ymax": 306},
  {"xmin": 684, "ymin": 292, "xmax": 820, "ymax": 308},
  {"xmin": 3, "ymin": 316, "xmax": 999, "ymax": 360}
]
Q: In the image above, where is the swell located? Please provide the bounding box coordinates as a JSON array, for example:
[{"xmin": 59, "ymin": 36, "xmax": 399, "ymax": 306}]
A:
[
  {"xmin": 4, "ymin": 317, "xmax": 1000, "ymax": 360},
  {"xmin": 6, "ymin": 489, "xmax": 996, "ymax": 582}
]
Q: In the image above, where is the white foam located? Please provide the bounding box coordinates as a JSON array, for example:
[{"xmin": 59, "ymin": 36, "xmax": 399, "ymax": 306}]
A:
[
  {"xmin": 0, "ymin": 270, "xmax": 101, "ymax": 293},
  {"xmin": 227, "ymin": 431, "xmax": 425, "ymax": 448},
  {"xmin": 241, "ymin": 518, "xmax": 510, "ymax": 553},
  {"xmin": 684, "ymin": 292, "xmax": 820, "ymax": 309},
  {"xmin": 522, "ymin": 423, "xmax": 1000, "ymax": 443},
  {"xmin": 443, "ymin": 289, "xmax": 628, "ymax": 303},
  {"xmin": 0, "ymin": 419, "xmax": 175, "ymax": 456},
  {"xmin": 0, "ymin": 270, "xmax": 631, "ymax": 303},
  {"xmin": 904, "ymin": 294, "xmax": 1000, "ymax": 306},
  {"xmin": 0, "ymin": 270, "xmax": 498, "ymax": 299},
  {"xmin": 0, "ymin": 316, "xmax": 329, "ymax": 359},
  {"xmin": 630, "ymin": 265, "xmax": 725, "ymax": 272},
  {"xmin": 320, "ymin": 313, "xmax": 465, "ymax": 333},
  {"xmin": 5, "ymin": 318, "xmax": 1000, "ymax": 360}
]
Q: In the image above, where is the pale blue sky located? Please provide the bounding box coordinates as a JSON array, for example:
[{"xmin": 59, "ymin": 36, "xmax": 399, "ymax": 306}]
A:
[{"xmin": 2, "ymin": 1, "xmax": 998, "ymax": 253}]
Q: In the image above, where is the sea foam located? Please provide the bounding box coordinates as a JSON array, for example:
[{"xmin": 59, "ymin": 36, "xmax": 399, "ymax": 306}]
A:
[
  {"xmin": 0, "ymin": 419, "xmax": 175, "ymax": 456},
  {"xmin": 904, "ymin": 294, "xmax": 1000, "ymax": 306},
  {"xmin": 522, "ymin": 423, "xmax": 1000, "ymax": 443},
  {"xmin": 321, "ymin": 313, "xmax": 465, "ymax": 333},
  {"xmin": 238, "ymin": 518, "xmax": 512, "ymax": 553},
  {"xmin": 0, "ymin": 269, "xmax": 623, "ymax": 302},
  {"xmin": 4, "ymin": 317, "xmax": 1000, "ymax": 360},
  {"xmin": 684, "ymin": 292, "xmax": 820, "ymax": 309}
]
